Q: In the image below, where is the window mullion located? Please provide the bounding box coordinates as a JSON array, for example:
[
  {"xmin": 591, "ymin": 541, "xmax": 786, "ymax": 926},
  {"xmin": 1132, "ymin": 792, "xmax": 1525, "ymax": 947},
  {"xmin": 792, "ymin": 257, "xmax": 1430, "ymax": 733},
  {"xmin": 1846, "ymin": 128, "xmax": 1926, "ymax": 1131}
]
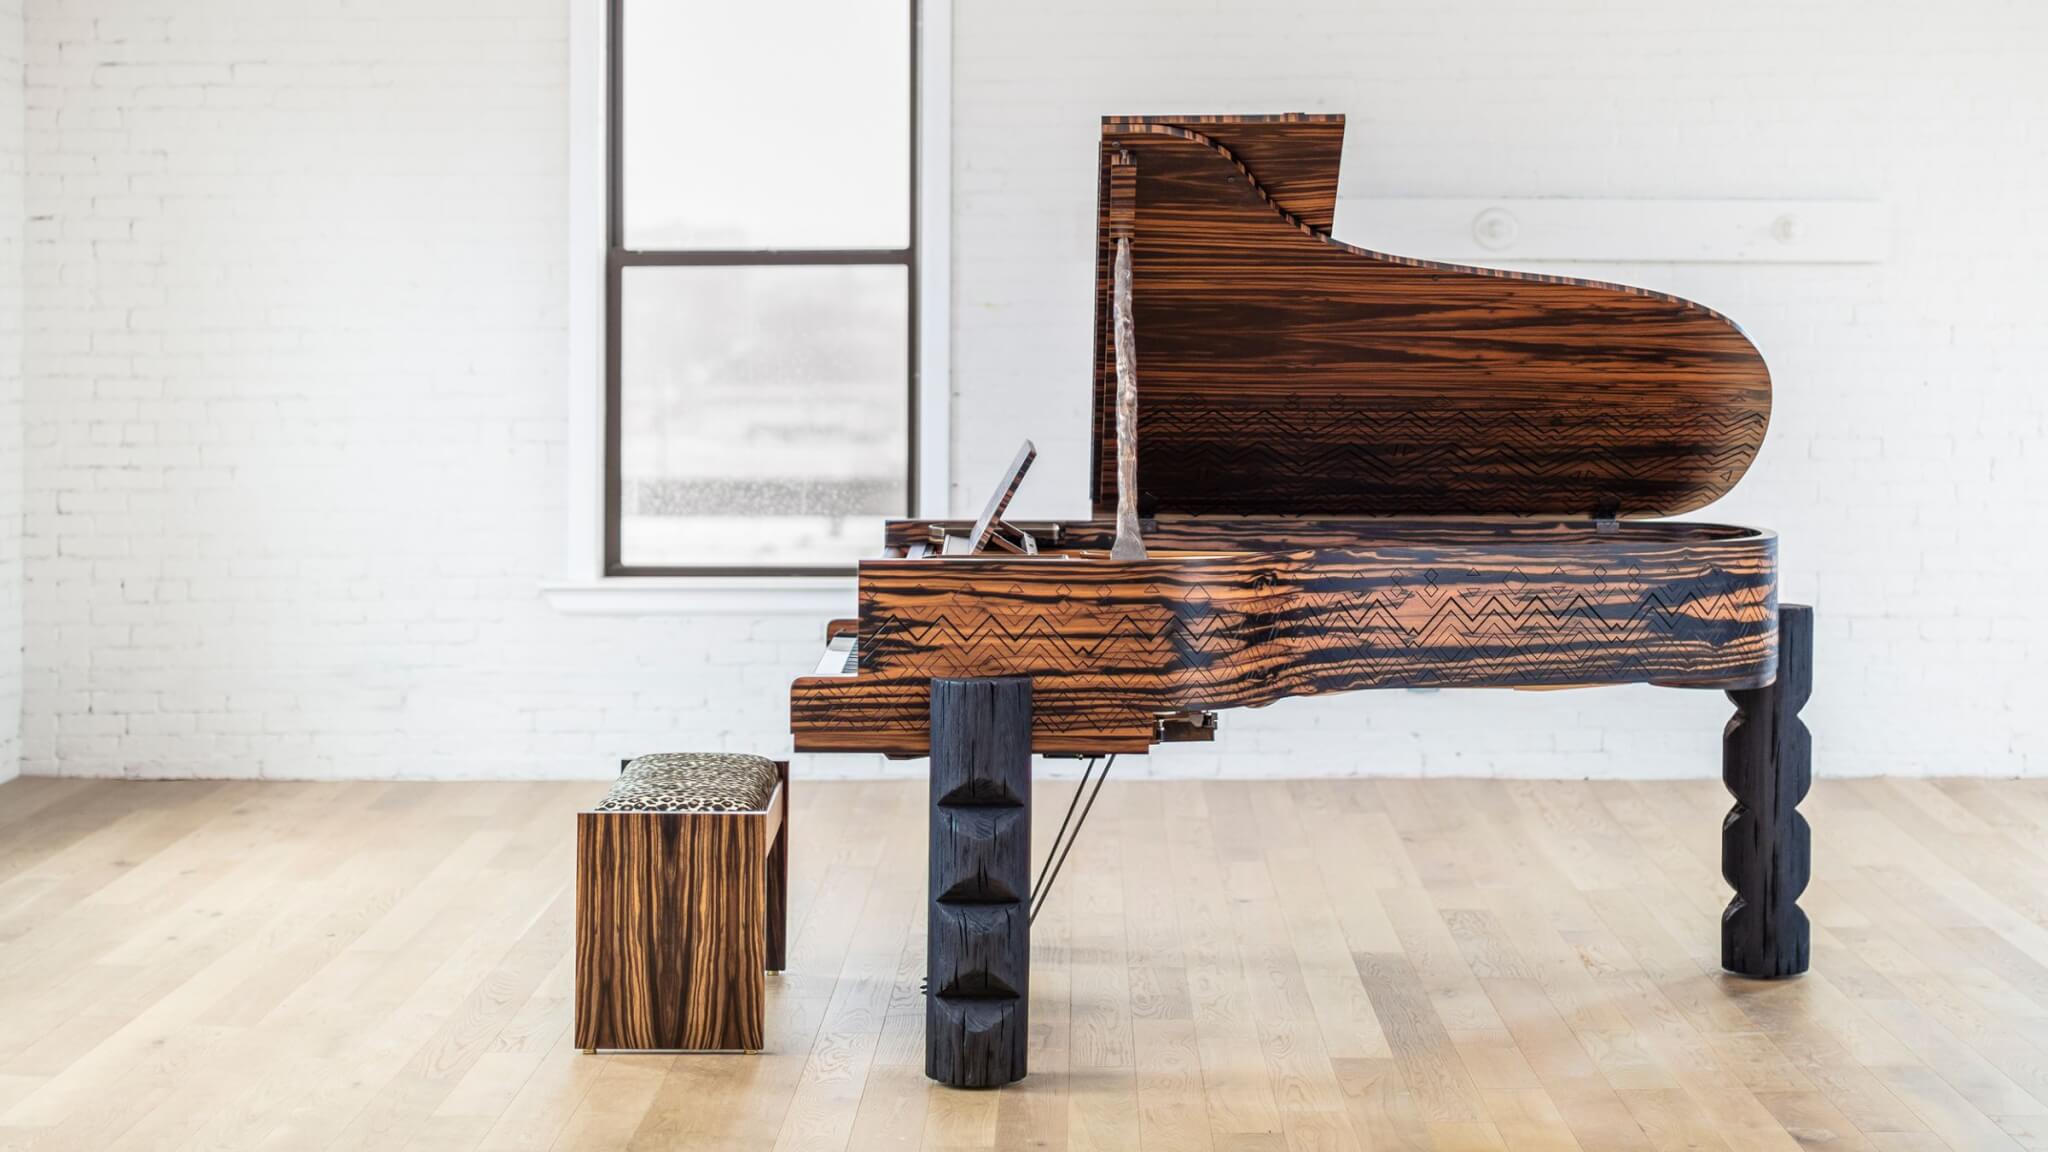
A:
[
  {"xmin": 616, "ymin": 249, "xmax": 913, "ymax": 268},
  {"xmin": 605, "ymin": 0, "xmax": 918, "ymax": 575}
]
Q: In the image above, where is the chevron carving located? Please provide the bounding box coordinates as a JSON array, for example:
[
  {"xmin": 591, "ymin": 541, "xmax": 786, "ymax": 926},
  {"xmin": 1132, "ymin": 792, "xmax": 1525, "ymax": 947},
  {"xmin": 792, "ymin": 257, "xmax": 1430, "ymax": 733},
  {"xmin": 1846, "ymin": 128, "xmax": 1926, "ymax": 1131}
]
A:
[{"xmin": 1132, "ymin": 404, "xmax": 1768, "ymax": 516}]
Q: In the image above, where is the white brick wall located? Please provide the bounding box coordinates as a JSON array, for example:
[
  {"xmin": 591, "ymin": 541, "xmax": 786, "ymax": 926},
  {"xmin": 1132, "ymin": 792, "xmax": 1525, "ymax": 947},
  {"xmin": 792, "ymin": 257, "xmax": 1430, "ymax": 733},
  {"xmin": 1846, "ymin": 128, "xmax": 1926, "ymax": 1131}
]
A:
[
  {"xmin": 10, "ymin": 0, "xmax": 2045, "ymax": 781},
  {"xmin": 15, "ymin": 0, "xmax": 888, "ymax": 780},
  {"xmin": 1, "ymin": 0, "xmax": 22, "ymax": 785}
]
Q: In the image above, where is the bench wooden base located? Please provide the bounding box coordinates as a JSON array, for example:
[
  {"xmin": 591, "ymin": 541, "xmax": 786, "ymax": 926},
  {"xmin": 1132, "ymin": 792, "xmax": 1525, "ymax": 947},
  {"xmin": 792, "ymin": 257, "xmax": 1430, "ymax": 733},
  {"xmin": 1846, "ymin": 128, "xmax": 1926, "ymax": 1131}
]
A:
[{"xmin": 574, "ymin": 761, "xmax": 787, "ymax": 1051}]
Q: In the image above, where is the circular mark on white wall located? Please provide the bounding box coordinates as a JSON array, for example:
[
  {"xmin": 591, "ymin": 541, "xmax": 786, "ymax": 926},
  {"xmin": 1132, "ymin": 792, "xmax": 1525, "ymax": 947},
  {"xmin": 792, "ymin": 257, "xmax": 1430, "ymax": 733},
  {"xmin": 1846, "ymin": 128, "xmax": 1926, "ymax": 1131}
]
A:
[{"xmin": 1472, "ymin": 207, "xmax": 1519, "ymax": 251}]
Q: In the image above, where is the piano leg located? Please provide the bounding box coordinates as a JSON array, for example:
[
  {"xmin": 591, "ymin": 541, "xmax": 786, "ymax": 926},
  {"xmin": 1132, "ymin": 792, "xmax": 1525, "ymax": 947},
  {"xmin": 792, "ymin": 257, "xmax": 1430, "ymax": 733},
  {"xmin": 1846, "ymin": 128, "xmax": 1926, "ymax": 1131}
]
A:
[
  {"xmin": 926, "ymin": 676, "xmax": 1032, "ymax": 1088},
  {"xmin": 1721, "ymin": 603, "xmax": 1813, "ymax": 979}
]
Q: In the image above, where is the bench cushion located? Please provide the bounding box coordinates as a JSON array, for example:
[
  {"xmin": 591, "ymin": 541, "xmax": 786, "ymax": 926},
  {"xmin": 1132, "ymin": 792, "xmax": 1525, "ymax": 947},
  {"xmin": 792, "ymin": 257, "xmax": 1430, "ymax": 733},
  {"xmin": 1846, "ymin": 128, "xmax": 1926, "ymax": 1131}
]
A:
[{"xmin": 598, "ymin": 753, "xmax": 780, "ymax": 814}]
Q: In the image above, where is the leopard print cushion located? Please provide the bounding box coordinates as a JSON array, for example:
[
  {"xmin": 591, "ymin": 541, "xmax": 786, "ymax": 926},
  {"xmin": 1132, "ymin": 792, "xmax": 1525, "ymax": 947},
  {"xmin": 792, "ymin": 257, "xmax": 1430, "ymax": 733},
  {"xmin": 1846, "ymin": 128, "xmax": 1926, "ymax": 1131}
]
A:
[{"xmin": 596, "ymin": 753, "xmax": 780, "ymax": 814}]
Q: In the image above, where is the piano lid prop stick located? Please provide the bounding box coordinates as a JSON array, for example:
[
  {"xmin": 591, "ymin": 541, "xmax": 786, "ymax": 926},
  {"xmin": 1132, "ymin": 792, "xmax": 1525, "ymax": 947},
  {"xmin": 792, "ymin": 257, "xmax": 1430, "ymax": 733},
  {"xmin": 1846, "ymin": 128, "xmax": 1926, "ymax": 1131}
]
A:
[{"xmin": 1110, "ymin": 235, "xmax": 1147, "ymax": 560}]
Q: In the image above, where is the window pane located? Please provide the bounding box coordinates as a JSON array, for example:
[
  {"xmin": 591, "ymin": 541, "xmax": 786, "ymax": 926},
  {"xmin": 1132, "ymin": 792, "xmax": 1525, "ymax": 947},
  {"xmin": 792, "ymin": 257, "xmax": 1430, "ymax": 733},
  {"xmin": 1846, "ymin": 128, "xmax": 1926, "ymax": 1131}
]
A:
[
  {"xmin": 623, "ymin": 0, "xmax": 910, "ymax": 250},
  {"xmin": 619, "ymin": 265, "xmax": 910, "ymax": 569}
]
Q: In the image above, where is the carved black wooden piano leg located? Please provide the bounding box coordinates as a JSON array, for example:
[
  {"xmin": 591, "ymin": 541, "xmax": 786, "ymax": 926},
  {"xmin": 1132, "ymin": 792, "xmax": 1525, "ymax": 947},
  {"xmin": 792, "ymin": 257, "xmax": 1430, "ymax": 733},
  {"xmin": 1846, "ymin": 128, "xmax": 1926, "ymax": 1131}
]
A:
[
  {"xmin": 927, "ymin": 676, "xmax": 1032, "ymax": 1088},
  {"xmin": 1722, "ymin": 603, "xmax": 1813, "ymax": 979}
]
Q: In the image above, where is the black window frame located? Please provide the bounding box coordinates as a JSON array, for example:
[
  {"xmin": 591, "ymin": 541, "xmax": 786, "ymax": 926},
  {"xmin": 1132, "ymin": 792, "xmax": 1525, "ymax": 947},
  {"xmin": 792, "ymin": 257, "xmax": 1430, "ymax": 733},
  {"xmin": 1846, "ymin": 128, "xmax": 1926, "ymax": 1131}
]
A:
[{"xmin": 604, "ymin": 0, "xmax": 920, "ymax": 578}]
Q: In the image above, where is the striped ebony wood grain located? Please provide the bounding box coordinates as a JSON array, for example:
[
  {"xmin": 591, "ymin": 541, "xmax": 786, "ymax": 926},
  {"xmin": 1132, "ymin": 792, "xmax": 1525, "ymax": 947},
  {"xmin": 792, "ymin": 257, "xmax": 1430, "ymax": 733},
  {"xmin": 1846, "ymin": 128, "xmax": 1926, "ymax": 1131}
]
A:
[
  {"xmin": 791, "ymin": 518, "xmax": 1777, "ymax": 756},
  {"xmin": 574, "ymin": 805, "xmax": 774, "ymax": 1051},
  {"xmin": 1101, "ymin": 113, "xmax": 1346, "ymax": 230},
  {"xmin": 1088, "ymin": 115, "xmax": 1772, "ymax": 519},
  {"xmin": 884, "ymin": 515, "xmax": 1769, "ymax": 554}
]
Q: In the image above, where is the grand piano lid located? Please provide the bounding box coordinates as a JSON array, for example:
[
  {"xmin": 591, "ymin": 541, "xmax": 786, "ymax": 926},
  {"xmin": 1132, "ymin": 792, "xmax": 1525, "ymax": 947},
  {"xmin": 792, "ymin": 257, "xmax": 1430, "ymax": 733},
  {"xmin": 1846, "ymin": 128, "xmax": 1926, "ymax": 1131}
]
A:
[{"xmin": 1087, "ymin": 113, "xmax": 1773, "ymax": 520}]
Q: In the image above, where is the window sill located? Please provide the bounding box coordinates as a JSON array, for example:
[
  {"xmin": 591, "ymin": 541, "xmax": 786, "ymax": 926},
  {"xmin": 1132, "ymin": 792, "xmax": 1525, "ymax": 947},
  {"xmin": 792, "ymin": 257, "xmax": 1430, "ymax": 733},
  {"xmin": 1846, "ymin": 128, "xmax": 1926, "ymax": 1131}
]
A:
[{"xmin": 540, "ymin": 577, "xmax": 853, "ymax": 616}]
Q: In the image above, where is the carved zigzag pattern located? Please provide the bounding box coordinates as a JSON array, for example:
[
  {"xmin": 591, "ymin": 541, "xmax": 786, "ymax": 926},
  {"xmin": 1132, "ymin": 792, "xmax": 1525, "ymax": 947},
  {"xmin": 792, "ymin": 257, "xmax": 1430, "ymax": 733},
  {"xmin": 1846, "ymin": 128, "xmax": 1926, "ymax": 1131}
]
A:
[
  {"xmin": 867, "ymin": 565, "xmax": 1749, "ymax": 696},
  {"xmin": 1136, "ymin": 405, "xmax": 1767, "ymax": 512},
  {"xmin": 802, "ymin": 560, "xmax": 1765, "ymax": 744}
]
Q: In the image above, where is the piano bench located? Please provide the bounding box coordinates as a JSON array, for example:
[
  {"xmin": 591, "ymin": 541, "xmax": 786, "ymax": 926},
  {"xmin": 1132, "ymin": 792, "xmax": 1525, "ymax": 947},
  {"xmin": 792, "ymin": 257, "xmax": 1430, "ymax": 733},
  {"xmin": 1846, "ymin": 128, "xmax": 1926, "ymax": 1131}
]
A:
[{"xmin": 574, "ymin": 753, "xmax": 789, "ymax": 1053}]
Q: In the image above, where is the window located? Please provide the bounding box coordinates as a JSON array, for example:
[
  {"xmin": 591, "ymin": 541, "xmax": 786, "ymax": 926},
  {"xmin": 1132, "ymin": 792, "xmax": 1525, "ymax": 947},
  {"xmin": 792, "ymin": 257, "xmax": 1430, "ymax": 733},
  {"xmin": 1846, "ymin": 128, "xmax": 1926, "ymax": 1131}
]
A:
[{"xmin": 606, "ymin": 0, "xmax": 918, "ymax": 575}]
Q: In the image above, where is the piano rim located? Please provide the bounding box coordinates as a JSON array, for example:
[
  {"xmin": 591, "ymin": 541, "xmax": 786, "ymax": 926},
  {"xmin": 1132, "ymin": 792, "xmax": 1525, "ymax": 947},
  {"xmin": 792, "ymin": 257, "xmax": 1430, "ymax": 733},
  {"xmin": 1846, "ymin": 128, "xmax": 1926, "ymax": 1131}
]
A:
[{"xmin": 792, "ymin": 517, "xmax": 1779, "ymax": 757}]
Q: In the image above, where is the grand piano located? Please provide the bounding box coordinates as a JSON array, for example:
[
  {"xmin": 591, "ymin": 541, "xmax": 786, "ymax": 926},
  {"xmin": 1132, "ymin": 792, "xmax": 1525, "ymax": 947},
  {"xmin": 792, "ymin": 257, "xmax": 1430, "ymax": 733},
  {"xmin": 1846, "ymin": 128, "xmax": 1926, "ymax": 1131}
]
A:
[{"xmin": 791, "ymin": 114, "xmax": 1810, "ymax": 1089}]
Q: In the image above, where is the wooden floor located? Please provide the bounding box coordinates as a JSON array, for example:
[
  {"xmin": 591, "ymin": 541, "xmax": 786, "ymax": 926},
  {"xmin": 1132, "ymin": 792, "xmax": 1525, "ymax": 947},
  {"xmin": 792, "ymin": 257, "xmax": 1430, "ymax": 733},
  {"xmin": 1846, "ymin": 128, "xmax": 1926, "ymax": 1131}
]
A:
[{"xmin": 3, "ymin": 777, "xmax": 2048, "ymax": 1151}]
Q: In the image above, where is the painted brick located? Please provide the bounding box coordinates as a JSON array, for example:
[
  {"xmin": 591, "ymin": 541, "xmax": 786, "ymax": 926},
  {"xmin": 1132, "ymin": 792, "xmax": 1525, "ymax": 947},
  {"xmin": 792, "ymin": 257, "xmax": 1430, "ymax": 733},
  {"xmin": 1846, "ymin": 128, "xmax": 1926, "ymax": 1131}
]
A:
[
  {"xmin": 10, "ymin": 0, "xmax": 2046, "ymax": 783},
  {"xmin": 0, "ymin": 0, "xmax": 19, "ymax": 784}
]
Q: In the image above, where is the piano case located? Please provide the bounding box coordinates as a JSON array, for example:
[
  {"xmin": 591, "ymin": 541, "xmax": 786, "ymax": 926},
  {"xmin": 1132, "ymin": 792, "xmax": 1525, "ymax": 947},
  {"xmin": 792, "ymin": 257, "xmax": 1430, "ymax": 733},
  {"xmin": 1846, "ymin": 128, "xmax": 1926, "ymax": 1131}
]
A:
[{"xmin": 792, "ymin": 114, "xmax": 1779, "ymax": 756}]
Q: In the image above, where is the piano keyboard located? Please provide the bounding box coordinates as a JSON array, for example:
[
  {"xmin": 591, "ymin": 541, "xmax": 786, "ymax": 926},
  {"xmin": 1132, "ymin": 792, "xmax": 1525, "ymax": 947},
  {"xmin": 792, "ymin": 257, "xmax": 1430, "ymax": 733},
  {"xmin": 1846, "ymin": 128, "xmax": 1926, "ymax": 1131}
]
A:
[{"xmin": 810, "ymin": 635, "xmax": 858, "ymax": 677}]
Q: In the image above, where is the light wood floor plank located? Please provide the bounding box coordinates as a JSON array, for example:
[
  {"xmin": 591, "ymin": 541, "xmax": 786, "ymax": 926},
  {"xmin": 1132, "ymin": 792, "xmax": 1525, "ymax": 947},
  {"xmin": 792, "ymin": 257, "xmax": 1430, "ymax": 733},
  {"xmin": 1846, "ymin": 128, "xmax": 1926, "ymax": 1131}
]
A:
[{"xmin": 7, "ymin": 775, "xmax": 2047, "ymax": 1151}]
